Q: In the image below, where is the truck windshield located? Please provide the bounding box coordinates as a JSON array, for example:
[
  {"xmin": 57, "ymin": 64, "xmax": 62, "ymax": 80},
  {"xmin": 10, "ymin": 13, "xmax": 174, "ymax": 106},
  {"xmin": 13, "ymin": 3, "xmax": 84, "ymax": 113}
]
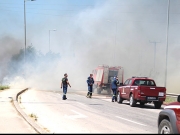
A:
[
  {"xmin": 133, "ymin": 80, "xmax": 155, "ymax": 86},
  {"xmin": 108, "ymin": 70, "xmax": 118, "ymax": 83}
]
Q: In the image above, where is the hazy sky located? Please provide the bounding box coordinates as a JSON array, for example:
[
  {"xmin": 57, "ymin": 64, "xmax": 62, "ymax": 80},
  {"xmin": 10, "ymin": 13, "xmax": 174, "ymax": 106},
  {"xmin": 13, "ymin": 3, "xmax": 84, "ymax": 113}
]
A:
[{"xmin": 0, "ymin": 0, "xmax": 180, "ymax": 93}]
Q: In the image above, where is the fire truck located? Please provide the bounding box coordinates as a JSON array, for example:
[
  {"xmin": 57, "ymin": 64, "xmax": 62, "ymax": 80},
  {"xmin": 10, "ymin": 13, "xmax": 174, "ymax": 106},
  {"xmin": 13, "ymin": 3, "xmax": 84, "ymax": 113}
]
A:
[{"xmin": 92, "ymin": 65, "xmax": 124, "ymax": 94}]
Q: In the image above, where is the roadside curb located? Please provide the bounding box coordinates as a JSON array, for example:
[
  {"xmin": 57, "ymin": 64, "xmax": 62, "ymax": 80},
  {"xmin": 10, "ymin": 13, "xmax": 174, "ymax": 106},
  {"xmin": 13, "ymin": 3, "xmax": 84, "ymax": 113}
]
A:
[
  {"xmin": 12, "ymin": 88, "xmax": 49, "ymax": 134},
  {"xmin": 163, "ymin": 103, "xmax": 168, "ymax": 106}
]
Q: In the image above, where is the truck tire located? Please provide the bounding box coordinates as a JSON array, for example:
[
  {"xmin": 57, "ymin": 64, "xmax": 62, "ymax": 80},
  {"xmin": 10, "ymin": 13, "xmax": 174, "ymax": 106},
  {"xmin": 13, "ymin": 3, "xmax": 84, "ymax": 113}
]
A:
[
  {"xmin": 140, "ymin": 102, "xmax": 145, "ymax": 106},
  {"xmin": 117, "ymin": 92, "xmax": 123, "ymax": 103},
  {"xmin": 107, "ymin": 89, "xmax": 111, "ymax": 95},
  {"xmin": 97, "ymin": 88, "xmax": 101, "ymax": 94},
  {"xmin": 158, "ymin": 119, "xmax": 174, "ymax": 134},
  {"xmin": 154, "ymin": 101, "xmax": 162, "ymax": 109},
  {"xmin": 93, "ymin": 85, "xmax": 97, "ymax": 93},
  {"xmin": 129, "ymin": 94, "xmax": 136, "ymax": 107}
]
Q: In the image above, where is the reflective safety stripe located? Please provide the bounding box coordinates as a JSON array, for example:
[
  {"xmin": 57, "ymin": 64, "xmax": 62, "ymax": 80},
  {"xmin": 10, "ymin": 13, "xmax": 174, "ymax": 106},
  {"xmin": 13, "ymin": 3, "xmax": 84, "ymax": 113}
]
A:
[
  {"xmin": 88, "ymin": 91, "xmax": 92, "ymax": 93},
  {"xmin": 113, "ymin": 95, "xmax": 116, "ymax": 96},
  {"xmin": 164, "ymin": 105, "xmax": 180, "ymax": 109},
  {"xmin": 63, "ymin": 93, "xmax": 66, "ymax": 95}
]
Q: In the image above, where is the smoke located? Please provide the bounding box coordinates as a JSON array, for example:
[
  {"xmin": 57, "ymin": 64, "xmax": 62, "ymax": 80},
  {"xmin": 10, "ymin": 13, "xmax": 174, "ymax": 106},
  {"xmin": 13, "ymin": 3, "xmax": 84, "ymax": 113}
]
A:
[
  {"xmin": 0, "ymin": 0, "xmax": 180, "ymax": 94},
  {"xmin": 0, "ymin": 36, "xmax": 23, "ymax": 82}
]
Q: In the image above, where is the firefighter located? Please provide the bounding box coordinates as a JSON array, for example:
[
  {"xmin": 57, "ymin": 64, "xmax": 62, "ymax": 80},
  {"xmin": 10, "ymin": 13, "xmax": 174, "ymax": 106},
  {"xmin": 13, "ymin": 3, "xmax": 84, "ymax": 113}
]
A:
[
  {"xmin": 111, "ymin": 76, "xmax": 119, "ymax": 102},
  {"xmin": 61, "ymin": 73, "xmax": 71, "ymax": 100},
  {"xmin": 86, "ymin": 74, "xmax": 94, "ymax": 98}
]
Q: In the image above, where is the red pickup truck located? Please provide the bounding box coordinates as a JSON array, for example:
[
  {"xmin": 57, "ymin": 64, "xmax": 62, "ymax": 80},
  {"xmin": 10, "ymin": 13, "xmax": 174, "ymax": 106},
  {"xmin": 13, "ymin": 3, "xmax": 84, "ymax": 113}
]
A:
[
  {"xmin": 158, "ymin": 95, "xmax": 180, "ymax": 134},
  {"xmin": 117, "ymin": 77, "xmax": 166, "ymax": 109}
]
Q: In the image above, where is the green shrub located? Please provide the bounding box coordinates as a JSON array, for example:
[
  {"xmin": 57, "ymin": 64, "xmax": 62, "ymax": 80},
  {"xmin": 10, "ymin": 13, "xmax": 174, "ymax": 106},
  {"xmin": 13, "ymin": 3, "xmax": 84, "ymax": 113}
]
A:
[
  {"xmin": 164, "ymin": 96, "xmax": 177, "ymax": 104},
  {"xmin": 0, "ymin": 85, "xmax": 10, "ymax": 90}
]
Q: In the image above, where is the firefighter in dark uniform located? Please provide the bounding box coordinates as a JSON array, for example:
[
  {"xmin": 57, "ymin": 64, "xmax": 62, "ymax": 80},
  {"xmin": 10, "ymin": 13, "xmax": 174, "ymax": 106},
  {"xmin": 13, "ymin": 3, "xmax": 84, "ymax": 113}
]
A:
[
  {"xmin": 61, "ymin": 73, "xmax": 71, "ymax": 100},
  {"xmin": 86, "ymin": 74, "xmax": 94, "ymax": 98},
  {"xmin": 111, "ymin": 76, "xmax": 119, "ymax": 102}
]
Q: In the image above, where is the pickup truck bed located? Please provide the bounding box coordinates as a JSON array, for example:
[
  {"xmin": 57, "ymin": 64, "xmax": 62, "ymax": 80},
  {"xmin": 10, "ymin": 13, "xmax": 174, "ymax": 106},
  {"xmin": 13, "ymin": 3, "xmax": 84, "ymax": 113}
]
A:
[{"xmin": 117, "ymin": 77, "xmax": 166, "ymax": 109}]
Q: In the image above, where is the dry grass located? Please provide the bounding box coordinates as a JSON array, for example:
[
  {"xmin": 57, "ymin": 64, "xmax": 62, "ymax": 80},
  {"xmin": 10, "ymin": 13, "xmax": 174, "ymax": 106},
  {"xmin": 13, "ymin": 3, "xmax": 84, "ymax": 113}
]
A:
[
  {"xmin": 164, "ymin": 96, "xmax": 177, "ymax": 104},
  {"xmin": 43, "ymin": 128, "xmax": 50, "ymax": 132},
  {"xmin": 29, "ymin": 113, "xmax": 38, "ymax": 121},
  {"xmin": 0, "ymin": 85, "xmax": 10, "ymax": 90},
  {"xmin": 18, "ymin": 96, "xmax": 21, "ymax": 103}
]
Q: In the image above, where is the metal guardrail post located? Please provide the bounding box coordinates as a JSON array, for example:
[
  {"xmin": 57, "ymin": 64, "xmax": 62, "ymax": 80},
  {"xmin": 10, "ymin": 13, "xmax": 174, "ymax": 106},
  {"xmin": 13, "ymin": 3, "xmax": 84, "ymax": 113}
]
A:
[{"xmin": 166, "ymin": 93, "xmax": 179, "ymax": 97}]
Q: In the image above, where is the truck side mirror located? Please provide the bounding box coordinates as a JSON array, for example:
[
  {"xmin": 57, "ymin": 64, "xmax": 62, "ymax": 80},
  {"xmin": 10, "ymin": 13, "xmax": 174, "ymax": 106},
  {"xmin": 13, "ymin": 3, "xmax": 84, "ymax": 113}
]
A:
[
  {"xmin": 177, "ymin": 95, "xmax": 180, "ymax": 102},
  {"xmin": 120, "ymin": 83, "xmax": 123, "ymax": 86}
]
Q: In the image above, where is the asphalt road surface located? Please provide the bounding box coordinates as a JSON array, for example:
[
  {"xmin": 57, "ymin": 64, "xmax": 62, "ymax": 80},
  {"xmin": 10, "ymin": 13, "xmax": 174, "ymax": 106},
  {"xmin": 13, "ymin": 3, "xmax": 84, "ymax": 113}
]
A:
[
  {"xmin": 20, "ymin": 88, "xmax": 164, "ymax": 133},
  {"xmin": 0, "ymin": 89, "xmax": 37, "ymax": 133}
]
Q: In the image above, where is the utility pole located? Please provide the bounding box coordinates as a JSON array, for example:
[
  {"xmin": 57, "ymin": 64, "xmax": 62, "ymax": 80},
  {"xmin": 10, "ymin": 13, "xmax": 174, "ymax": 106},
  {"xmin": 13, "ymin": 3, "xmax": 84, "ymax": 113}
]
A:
[
  {"xmin": 165, "ymin": 0, "xmax": 170, "ymax": 88},
  {"xmin": 139, "ymin": 50, "xmax": 143, "ymax": 76},
  {"xmin": 49, "ymin": 29, "xmax": 56, "ymax": 52},
  {"xmin": 24, "ymin": 0, "xmax": 26, "ymax": 65},
  {"xmin": 107, "ymin": 20, "xmax": 117, "ymax": 66},
  {"xmin": 114, "ymin": 21, "xmax": 117, "ymax": 66},
  {"xmin": 149, "ymin": 41, "xmax": 161, "ymax": 75},
  {"xmin": 24, "ymin": 0, "xmax": 35, "ymax": 77}
]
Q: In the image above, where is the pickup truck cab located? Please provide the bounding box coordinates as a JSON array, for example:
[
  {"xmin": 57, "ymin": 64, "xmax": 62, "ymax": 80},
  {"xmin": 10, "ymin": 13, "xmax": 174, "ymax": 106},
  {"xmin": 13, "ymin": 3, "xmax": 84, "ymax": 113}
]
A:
[
  {"xmin": 117, "ymin": 77, "xmax": 166, "ymax": 109},
  {"xmin": 158, "ymin": 95, "xmax": 180, "ymax": 134}
]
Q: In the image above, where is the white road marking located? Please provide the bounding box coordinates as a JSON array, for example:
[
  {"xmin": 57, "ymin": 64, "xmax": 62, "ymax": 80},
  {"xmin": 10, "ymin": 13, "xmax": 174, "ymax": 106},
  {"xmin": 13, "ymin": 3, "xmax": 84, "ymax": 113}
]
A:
[
  {"xmin": 64, "ymin": 110, "xmax": 87, "ymax": 120},
  {"xmin": 116, "ymin": 116, "xmax": 147, "ymax": 126},
  {"xmin": 101, "ymin": 99, "xmax": 111, "ymax": 102},
  {"xmin": 77, "ymin": 102, "xmax": 86, "ymax": 106},
  {"xmin": 73, "ymin": 94, "xmax": 82, "ymax": 96},
  {"xmin": 0, "ymin": 97, "xmax": 12, "ymax": 102},
  {"xmin": 164, "ymin": 105, "xmax": 180, "ymax": 109}
]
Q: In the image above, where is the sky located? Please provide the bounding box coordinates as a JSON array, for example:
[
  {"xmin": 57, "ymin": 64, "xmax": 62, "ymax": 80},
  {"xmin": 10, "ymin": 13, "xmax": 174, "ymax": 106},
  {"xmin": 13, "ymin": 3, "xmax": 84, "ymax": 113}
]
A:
[{"xmin": 0, "ymin": 0, "xmax": 180, "ymax": 94}]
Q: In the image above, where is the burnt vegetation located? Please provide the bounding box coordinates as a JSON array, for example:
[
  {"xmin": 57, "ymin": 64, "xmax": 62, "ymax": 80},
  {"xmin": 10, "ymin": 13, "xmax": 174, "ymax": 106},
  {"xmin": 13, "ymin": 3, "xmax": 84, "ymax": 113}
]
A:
[{"xmin": 6, "ymin": 45, "xmax": 61, "ymax": 80}]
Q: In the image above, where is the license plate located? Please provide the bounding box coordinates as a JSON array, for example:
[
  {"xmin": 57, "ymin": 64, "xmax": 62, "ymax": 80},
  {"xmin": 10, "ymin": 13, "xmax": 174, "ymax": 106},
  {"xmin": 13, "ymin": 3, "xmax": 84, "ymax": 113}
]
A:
[{"xmin": 147, "ymin": 97, "xmax": 157, "ymax": 100}]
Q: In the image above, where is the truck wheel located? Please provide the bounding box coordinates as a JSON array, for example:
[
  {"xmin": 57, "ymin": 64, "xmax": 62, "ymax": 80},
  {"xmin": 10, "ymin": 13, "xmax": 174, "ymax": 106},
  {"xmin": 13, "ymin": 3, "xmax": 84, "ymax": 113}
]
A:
[
  {"xmin": 158, "ymin": 119, "xmax": 174, "ymax": 134},
  {"xmin": 107, "ymin": 89, "xmax": 111, "ymax": 95},
  {"xmin": 117, "ymin": 92, "xmax": 123, "ymax": 104},
  {"xmin": 93, "ymin": 85, "xmax": 97, "ymax": 93},
  {"xmin": 154, "ymin": 101, "xmax": 162, "ymax": 109},
  {"xmin": 97, "ymin": 88, "xmax": 101, "ymax": 94},
  {"xmin": 129, "ymin": 94, "xmax": 136, "ymax": 107},
  {"xmin": 140, "ymin": 102, "xmax": 145, "ymax": 106}
]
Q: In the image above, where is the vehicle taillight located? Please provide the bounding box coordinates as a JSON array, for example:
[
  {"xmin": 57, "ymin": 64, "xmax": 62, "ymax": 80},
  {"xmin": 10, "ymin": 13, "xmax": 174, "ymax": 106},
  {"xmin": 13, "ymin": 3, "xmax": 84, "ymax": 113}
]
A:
[{"xmin": 138, "ymin": 90, "xmax": 141, "ymax": 96}]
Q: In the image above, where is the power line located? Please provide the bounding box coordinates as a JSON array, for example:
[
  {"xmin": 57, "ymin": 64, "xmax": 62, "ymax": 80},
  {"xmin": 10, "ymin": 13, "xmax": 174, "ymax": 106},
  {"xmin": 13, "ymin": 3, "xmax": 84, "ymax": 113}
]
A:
[
  {"xmin": 2, "ymin": 8, "xmax": 178, "ymax": 17},
  {"xmin": 0, "ymin": 9, "xmax": 75, "ymax": 17},
  {"xmin": 0, "ymin": 3, "xmax": 151, "ymax": 6},
  {"xmin": 149, "ymin": 41, "xmax": 161, "ymax": 74},
  {"xmin": 2, "ymin": 6, "xmax": 180, "ymax": 15},
  {"xmin": 0, "ymin": 2, "xmax": 95, "ymax": 6},
  {"xmin": 1, "ymin": 6, "xmax": 81, "ymax": 12},
  {"xmin": 2, "ymin": 9, "xmax": 180, "ymax": 24}
]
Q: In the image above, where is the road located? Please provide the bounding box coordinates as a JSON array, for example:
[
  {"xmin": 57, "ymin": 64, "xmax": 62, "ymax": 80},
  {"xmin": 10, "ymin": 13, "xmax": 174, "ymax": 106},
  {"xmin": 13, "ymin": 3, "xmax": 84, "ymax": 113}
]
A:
[
  {"xmin": 0, "ymin": 89, "xmax": 37, "ymax": 133},
  {"xmin": 20, "ymin": 88, "xmax": 164, "ymax": 133}
]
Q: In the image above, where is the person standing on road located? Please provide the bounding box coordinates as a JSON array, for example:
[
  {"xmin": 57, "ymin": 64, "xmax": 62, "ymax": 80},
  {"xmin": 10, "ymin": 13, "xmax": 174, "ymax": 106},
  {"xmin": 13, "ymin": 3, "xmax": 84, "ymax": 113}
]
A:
[
  {"xmin": 61, "ymin": 73, "xmax": 71, "ymax": 100},
  {"xmin": 111, "ymin": 76, "xmax": 119, "ymax": 102},
  {"xmin": 86, "ymin": 74, "xmax": 94, "ymax": 98}
]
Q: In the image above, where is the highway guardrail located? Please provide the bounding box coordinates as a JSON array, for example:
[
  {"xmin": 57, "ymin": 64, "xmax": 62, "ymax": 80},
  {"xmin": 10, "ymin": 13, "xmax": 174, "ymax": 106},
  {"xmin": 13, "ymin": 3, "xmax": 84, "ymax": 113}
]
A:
[{"xmin": 166, "ymin": 93, "xmax": 179, "ymax": 98}]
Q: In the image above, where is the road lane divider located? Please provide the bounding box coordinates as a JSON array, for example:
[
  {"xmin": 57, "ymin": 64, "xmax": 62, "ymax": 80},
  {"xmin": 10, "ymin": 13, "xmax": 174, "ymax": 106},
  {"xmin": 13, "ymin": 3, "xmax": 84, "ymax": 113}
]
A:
[
  {"xmin": 116, "ymin": 116, "xmax": 147, "ymax": 126},
  {"xmin": 64, "ymin": 110, "xmax": 87, "ymax": 120},
  {"xmin": 77, "ymin": 102, "xmax": 86, "ymax": 106}
]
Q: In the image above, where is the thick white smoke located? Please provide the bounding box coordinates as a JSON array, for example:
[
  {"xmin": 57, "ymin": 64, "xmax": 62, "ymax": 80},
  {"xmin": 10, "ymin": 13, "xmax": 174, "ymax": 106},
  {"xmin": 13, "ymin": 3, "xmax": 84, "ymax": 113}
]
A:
[{"xmin": 0, "ymin": 0, "xmax": 180, "ymax": 94}]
